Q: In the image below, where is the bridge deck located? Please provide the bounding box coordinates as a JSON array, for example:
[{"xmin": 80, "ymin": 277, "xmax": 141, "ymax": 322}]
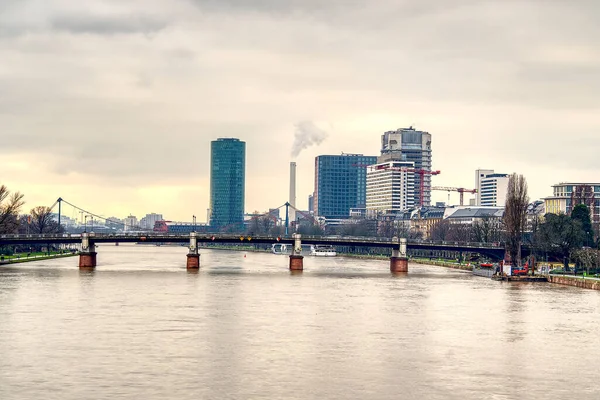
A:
[{"xmin": 0, "ymin": 233, "xmax": 509, "ymax": 259}]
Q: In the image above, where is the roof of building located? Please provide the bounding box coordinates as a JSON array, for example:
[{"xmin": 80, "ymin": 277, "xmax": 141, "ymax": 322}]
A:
[
  {"xmin": 446, "ymin": 207, "xmax": 504, "ymax": 219},
  {"xmin": 552, "ymin": 182, "xmax": 600, "ymax": 187}
]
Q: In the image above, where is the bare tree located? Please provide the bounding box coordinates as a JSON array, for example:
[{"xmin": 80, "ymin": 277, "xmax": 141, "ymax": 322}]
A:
[
  {"xmin": 503, "ymin": 174, "xmax": 529, "ymax": 266},
  {"xmin": 572, "ymin": 248, "xmax": 600, "ymax": 275},
  {"xmin": 30, "ymin": 206, "xmax": 61, "ymax": 234},
  {"xmin": 430, "ymin": 220, "xmax": 452, "ymax": 241},
  {"xmin": 0, "ymin": 185, "xmax": 25, "ymax": 234},
  {"xmin": 446, "ymin": 223, "xmax": 472, "ymax": 242},
  {"xmin": 472, "ymin": 217, "xmax": 503, "ymax": 243}
]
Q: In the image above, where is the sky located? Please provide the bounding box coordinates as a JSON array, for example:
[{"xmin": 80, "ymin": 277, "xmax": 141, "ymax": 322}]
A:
[{"xmin": 1, "ymin": 0, "xmax": 599, "ymax": 222}]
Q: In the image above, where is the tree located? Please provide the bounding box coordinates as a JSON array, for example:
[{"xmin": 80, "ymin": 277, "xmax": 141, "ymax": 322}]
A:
[
  {"xmin": 446, "ymin": 223, "xmax": 472, "ymax": 242},
  {"xmin": 471, "ymin": 217, "xmax": 503, "ymax": 243},
  {"xmin": 538, "ymin": 213, "xmax": 585, "ymax": 270},
  {"xmin": 503, "ymin": 174, "xmax": 529, "ymax": 266},
  {"xmin": 339, "ymin": 220, "xmax": 373, "ymax": 237},
  {"xmin": 429, "ymin": 219, "xmax": 450, "ymax": 241},
  {"xmin": 246, "ymin": 211, "xmax": 276, "ymax": 235},
  {"xmin": 297, "ymin": 223, "xmax": 325, "ymax": 236},
  {"xmin": 571, "ymin": 204, "xmax": 594, "ymax": 247},
  {"xmin": 29, "ymin": 206, "xmax": 62, "ymax": 234},
  {"xmin": 0, "ymin": 185, "xmax": 25, "ymax": 234},
  {"xmin": 572, "ymin": 248, "xmax": 600, "ymax": 275}
]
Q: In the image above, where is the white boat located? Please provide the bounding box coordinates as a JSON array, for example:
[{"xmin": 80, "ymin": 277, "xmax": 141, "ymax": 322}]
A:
[
  {"xmin": 271, "ymin": 243, "xmax": 311, "ymax": 256},
  {"xmin": 310, "ymin": 245, "xmax": 336, "ymax": 257},
  {"xmin": 271, "ymin": 243, "xmax": 336, "ymax": 257}
]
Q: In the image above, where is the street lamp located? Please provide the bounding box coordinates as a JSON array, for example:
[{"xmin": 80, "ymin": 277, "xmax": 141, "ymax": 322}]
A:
[
  {"xmin": 84, "ymin": 215, "xmax": 88, "ymax": 232},
  {"xmin": 193, "ymin": 215, "xmax": 197, "ymax": 232}
]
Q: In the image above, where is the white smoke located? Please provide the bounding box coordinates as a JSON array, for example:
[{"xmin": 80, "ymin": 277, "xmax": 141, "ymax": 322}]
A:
[{"xmin": 291, "ymin": 120, "xmax": 328, "ymax": 158}]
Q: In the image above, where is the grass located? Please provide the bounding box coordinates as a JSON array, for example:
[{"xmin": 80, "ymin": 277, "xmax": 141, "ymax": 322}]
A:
[{"xmin": 0, "ymin": 250, "xmax": 75, "ymax": 263}]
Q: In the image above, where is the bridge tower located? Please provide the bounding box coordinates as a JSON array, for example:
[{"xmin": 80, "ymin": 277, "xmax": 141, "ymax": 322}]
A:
[
  {"xmin": 390, "ymin": 237, "xmax": 408, "ymax": 273},
  {"xmin": 187, "ymin": 232, "xmax": 200, "ymax": 269},
  {"xmin": 79, "ymin": 232, "xmax": 97, "ymax": 269},
  {"xmin": 289, "ymin": 233, "xmax": 304, "ymax": 271}
]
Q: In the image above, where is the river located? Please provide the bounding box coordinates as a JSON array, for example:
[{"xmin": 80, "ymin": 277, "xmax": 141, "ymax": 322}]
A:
[{"xmin": 0, "ymin": 244, "xmax": 599, "ymax": 400}]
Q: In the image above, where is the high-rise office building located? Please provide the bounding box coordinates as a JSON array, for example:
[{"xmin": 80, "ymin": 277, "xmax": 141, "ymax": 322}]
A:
[
  {"xmin": 210, "ymin": 138, "xmax": 246, "ymax": 229},
  {"xmin": 366, "ymin": 161, "xmax": 416, "ymax": 217},
  {"xmin": 475, "ymin": 169, "xmax": 509, "ymax": 207},
  {"xmin": 314, "ymin": 153, "xmax": 377, "ymax": 219},
  {"xmin": 378, "ymin": 127, "xmax": 432, "ymax": 207}
]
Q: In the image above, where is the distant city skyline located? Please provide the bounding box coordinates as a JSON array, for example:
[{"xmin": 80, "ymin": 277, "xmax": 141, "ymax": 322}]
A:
[{"xmin": 1, "ymin": 1, "xmax": 598, "ymax": 221}]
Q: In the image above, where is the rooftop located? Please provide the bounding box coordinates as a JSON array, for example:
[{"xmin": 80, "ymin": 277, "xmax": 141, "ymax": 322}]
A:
[{"xmin": 446, "ymin": 207, "xmax": 504, "ymax": 219}]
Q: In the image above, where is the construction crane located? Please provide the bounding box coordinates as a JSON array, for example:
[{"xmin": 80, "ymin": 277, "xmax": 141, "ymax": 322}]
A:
[
  {"xmin": 355, "ymin": 164, "xmax": 441, "ymax": 207},
  {"xmin": 432, "ymin": 186, "xmax": 477, "ymax": 206}
]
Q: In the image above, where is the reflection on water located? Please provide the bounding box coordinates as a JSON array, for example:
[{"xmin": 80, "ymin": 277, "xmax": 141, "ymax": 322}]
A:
[{"xmin": 0, "ymin": 244, "xmax": 599, "ymax": 400}]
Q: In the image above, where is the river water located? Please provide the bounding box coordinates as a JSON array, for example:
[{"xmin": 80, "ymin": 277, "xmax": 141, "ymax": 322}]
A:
[{"xmin": 0, "ymin": 244, "xmax": 599, "ymax": 400}]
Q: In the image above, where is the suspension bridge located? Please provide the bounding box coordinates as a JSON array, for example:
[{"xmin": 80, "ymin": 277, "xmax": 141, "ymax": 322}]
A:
[{"xmin": 1, "ymin": 198, "xmax": 514, "ymax": 272}]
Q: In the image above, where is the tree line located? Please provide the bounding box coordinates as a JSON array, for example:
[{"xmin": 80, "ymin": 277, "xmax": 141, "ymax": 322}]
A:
[{"xmin": 431, "ymin": 174, "xmax": 598, "ymax": 270}]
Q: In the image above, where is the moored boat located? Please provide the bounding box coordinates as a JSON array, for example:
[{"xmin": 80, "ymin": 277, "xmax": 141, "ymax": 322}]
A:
[
  {"xmin": 310, "ymin": 245, "xmax": 336, "ymax": 257},
  {"xmin": 472, "ymin": 262, "xmax": 496, "ymax": 278},
  {"xmin": 271, "ymin": 243, "xmax": 312, "ymax": 256}
]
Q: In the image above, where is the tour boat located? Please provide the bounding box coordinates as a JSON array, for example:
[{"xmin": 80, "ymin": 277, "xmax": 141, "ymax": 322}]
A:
[
  {"xmin": 271, "ymin": 243, "xmax": 335, "ymax": 257},
  {"xmin": 271, "ymin": 243, "xmax": 311, "ymax": 256},
  {"xmin": 310, "ymin": 245, "xmax": 337, "ymax": 257}
]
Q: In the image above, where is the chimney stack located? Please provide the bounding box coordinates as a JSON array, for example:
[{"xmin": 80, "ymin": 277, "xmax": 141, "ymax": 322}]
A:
[{"xmin": 289, "ymin": 162, "xmax": 297, "ymax": 225}]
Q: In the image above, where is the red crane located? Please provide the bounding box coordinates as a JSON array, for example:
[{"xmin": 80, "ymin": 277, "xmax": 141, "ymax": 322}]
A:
[
  {"xmin": 358, "ymin": 164, "xmax": 441, "ymax": 207},
  {"xmin": 431, "ymin": 186, "xmax": 477, "ymax": 206}
]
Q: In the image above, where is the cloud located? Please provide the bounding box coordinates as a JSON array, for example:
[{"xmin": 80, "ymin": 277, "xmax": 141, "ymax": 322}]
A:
[
  {"xmin": 0, "ymin": 0, "xmax": 170, "ymax": 37},
  {"xmin": 50, "ymin": 14, "xmax": 167, "ymax": 35}
]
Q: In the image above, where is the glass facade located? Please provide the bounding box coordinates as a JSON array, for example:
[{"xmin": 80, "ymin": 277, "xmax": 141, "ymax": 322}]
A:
[
  {"xmin": 314, "ymin": 154, "xmax": 377, "ymax": 219},
  {"xmin": 210, "ymin": 138, "xmax": 246, "ymax": 229}
]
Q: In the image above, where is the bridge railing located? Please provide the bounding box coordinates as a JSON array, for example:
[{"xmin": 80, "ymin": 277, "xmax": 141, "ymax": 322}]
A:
[{"xmin": 0, "ymin": 232, "xmax": 506, "ymax": 249}]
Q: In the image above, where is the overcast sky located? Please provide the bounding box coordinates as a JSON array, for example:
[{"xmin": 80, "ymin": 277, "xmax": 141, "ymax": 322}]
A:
[{"xmin": 1, "ymin": 0, "xmax": 599, "ymax": 222}]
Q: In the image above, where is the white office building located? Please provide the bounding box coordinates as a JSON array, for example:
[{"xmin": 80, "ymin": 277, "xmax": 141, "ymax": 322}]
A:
[
  {"xmin": 123, "ymin": 215, "xmax": 138, "ymax": 232},
  {"xmin": 140, "ymin": 213, "xmax": 164, "ymax": 230},
  {"xmin": 366, "ymin": 161, "xmax": 415, "ymax": 217},
  {"xmin": 475, "ymin": 169, "xmax": 509, "ymax": 207}
]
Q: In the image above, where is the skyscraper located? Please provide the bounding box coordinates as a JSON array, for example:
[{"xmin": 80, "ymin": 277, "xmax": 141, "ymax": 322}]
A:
[
  {"xmin": 314, "ymin": 153, "xmax": 377, "ymax": 219},
  {"xmin": 378, "ymin": 127, "xmax": 432, "ymax": 207},
  {"xmin": 210, "ymin": 138, "xmax": 246, "ymax": 229}
]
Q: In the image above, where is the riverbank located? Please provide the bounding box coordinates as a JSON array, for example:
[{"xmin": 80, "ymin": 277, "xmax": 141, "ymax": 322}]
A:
[
  {"xmin": 338, "ymin": 253, "xmax": 474, "ymax": 271},
  {"xmin": 411, "ymin": 258, "xmax": 473, "ymax": 271},
  {"xmin": 0, "ymin": 252, "xmax": 77, "ymax": 265},
  {"xmin": 547, "ymin": 274, "xmax": 600, "ymax": 290}
]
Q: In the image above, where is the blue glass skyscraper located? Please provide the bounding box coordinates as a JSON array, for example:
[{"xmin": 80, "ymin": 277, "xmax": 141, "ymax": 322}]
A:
[
  {"xmin": 210, "ymin": 138, "xmax": 246, "ymax": 230},
  {"xmin": 314, "ymin": 153, "xmax": 377, "ymax": 219}
]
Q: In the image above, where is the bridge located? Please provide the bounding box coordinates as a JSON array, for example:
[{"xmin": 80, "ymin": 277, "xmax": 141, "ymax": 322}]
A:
[{"xmin": 0, "ymin": 232, "xmax": 511, "ymax": 272}]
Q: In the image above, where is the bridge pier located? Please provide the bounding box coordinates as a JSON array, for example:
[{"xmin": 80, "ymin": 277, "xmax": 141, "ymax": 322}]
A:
[
  {"xmin": 79, "ymin": 232, "xmax": 97, "ymax": 269},
  {"xmin": 187, "ymin": 232, "xmax": 200, "ymax": 269},
  {"xmin": 289, "ymin": 233, "xmax": 304, "ymax": 271},
  {"xmin": 390, "ymin": 237, "xmax": 408, "ymax": 273}
]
